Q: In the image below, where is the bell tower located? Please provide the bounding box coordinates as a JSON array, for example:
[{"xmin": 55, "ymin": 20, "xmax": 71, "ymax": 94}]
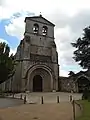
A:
[{"xmin": 13, "ymin": 15, "xmax": 59, "ymax": 92}]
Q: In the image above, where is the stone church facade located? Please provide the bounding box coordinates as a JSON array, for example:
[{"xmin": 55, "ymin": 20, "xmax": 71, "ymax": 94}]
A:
[{"xmin": 0, "ymin": 15, "xmax": 59, "ymax": 92}]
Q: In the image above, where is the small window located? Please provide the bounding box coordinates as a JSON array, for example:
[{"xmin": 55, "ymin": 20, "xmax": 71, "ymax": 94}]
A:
[
  {"xmin": 33, "ymin": 23, "xmax": 39, "ymax": 34},
  {"xmin": 42, "ymin": 26, "xmax": 48, "ymax": 36}
]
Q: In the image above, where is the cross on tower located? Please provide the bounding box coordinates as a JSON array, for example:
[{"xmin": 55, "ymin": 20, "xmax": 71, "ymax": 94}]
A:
[{"xmin": 40, "ymin": 12, "xmax": 42, "ymax": 17}]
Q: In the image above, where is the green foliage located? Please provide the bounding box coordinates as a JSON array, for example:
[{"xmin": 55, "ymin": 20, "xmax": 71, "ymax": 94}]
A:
[
  {"xmin": 82, "ymin": 87, "xmax": 90, "ymax": 100},
  {"xmin": 76, "ymin": 100, "xmax": 90, "ymax": 120},
  {"xmin": 71, "ymin": 26, "xmax": 90, "ymax": 69},
  {"xmin": 0, "ymin": 42, "xmax": 15, "ymax": 84},
  {"xmin": 68, "ymin": 71, "xmax": 75, "ymax": 76}
]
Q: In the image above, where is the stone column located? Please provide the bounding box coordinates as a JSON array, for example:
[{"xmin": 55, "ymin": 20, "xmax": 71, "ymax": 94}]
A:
[
  {"xmin": 51, "ymin": 74, "xmax": 54, "ymax": 91},
  {"xmin": 26, "ymin": 75, "xmax": 32, "ymax": 92},
  {"xmin": 56, "ymin": 78, "xmax": 59, "ymax": 91},
  {"xmin": 21, "ymin": 78, "xmax": 26, "ymax": 92}
]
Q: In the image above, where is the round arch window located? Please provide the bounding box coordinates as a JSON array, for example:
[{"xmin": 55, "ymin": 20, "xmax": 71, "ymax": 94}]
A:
[
  {"xmin": 33, "ymin": 23, "xmax": 39, "ymax": 34},
  {"xmin": 42, "ymin": 26, "xmax": 48, "ymax": 36}
]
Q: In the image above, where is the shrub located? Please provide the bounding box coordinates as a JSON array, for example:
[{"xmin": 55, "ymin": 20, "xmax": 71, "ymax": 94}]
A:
[{"xmin": 82, "ymin": 87, "xmax": 90, "ymax": 100}]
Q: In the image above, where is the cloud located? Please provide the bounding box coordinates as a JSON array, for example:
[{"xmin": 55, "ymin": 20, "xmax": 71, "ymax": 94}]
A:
[
  {"xmin": 54, "ymin": 10, "xmax": 90, "ymax": 74},
  {"xmin": 1, "ymin": 0, "xmax": 90, "ymax": 20},
  {"xmin": 60, "ymin": 69, "xmax": 69, "ymax": 77},
  {"xmin": 0, "ymin": 38, "xmax": 9, "ymax": 44},
  {"xmin": 5, "ymin": 16, "xmax": 25, "ymax": 39},
  {"xmin": 0, "ymin": 0, "xmax": 6, "ymax": 6},
  {"xmin": 9, "ymin": 47, "xmax": 17, "ymax": 55},
  {"xmin": 5, "ymin": 11, "xmax": 34, "ymax": 39}
]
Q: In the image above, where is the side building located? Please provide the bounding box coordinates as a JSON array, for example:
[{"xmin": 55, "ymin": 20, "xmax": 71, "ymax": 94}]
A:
[{"xmin": 59, "ymin": 70, "xmax": 90, "ymax": 93}]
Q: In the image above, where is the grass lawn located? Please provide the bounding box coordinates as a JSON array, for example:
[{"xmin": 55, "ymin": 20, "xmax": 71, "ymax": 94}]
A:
[{"xmin": 76, "ymin": 100, "xmax": 90, "ymax": 120}]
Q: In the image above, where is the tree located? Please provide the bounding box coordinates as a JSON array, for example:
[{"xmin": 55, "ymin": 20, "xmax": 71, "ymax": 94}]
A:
[
  {"xmin": 71, "ymin": 26, "xmax": 90, "ymax": 69},
  {"xmin": 0, "ymin": 42, "xmax": 15, "ymax": 84},
  {"xmin": 68, "ymin": 71, "xmax": 75, "ymax": 76}
]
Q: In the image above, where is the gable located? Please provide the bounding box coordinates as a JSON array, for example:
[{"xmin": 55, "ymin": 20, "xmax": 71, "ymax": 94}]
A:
[{"xmin": 25, "ymin": 16, "xmax": 55, "ymax": 26}]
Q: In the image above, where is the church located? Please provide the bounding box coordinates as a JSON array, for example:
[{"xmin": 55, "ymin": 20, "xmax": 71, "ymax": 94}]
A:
[
  {"xmin": 0, "ymin": 15, "xmax": 59, "ymax": 92},
  {"xmin": 1, "ymin": 15, "xmax": 90, "ymax": 93}
]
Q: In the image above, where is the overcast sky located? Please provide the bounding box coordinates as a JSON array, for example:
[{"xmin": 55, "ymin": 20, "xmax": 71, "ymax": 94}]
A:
[{"xmin": 0, "ymin": 0, "xmax": 90, "ymax": 76}]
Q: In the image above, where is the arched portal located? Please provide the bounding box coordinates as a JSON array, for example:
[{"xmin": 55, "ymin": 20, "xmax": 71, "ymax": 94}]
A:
[
  {"xmin": 77, "ymin": 76, "xmax": 90, "ymax": 93},
  {"xmin": 26, "ymin": 64, "xmax": 55, "ymax": 92},
  {"xmin": 33, "ymin": 75, "xmax": 42, "ymax": 92}
]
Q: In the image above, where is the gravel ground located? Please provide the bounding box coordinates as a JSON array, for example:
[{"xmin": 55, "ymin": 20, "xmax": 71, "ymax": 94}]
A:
[{"xmin": 0, "ymin": 102, "xmax": 81, "ymax": 120}]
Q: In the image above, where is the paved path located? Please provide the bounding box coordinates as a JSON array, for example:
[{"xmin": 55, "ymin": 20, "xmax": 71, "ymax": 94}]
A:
[
  {"xmin": 0, "ymin": 102, "xmax": 81, "ymax": 120},
  {"xmin": 0, "ymin": 98, "xmax": 23, "ymax": 108},
  {"xmin": 12, "ymin": 92, "xmax": 82, "ymax": 104}
]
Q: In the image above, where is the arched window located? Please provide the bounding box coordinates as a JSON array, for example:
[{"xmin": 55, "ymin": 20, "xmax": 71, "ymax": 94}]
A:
[
  {"xmin": 33, "ymin": 23, "xmax": 39, "ymax": 34},
  {"xmin": 42, "ymin": 26, "xmax": 48, "ymax": 36}
]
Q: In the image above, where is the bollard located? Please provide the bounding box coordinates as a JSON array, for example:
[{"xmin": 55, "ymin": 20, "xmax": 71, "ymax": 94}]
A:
[
  {"xmin": 41, "ymin": 96, "xmax": 44, "ymax": 104},
  {"xmin": 13, "ymin": 93, "xmax": 14, "ymax": 98},
  {"xmin": 57, "ymin": 96, "xmax": 60, "ymax": 103},
  {"xmin": 70, "ymin": 95, "xmax": 72, "ymax": 102},
  {"xmin": 24, "ymin": 95, "xmax": 26, "ymax": 104},
  {"xmin": 72, "ymin": 100, "xmax": 75, "ymax": 120},
  {"xmin": 20, "ymin": 94, "xmax": 22, "ymax": 99}
]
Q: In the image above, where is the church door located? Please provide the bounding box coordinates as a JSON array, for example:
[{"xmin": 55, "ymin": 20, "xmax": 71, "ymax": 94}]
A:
[{"xmin": 33, "ymin": 75, "xmax": 42, "ymax": 92}]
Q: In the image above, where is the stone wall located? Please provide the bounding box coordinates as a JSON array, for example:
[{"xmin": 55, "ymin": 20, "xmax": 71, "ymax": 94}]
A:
[{"xmin": 59, "ymin": 76, "xmax": 77, "ymax": 92}]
